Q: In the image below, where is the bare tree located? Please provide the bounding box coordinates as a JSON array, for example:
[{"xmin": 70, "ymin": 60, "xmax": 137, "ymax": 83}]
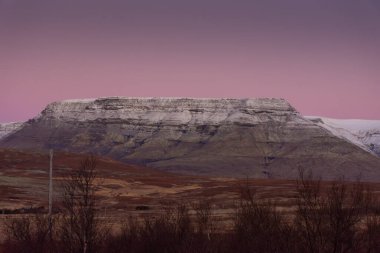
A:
[
  {"xmin": 232, "ymin": 184, "xmax": 295, "ymax": 253},
  {"xmin": 193, "ymin": 199, "xmax": 214, "ymax": 238},
  {"xmin": 294, "ymin": 169, "xmax": 327, "ymax": 253},
  {"xmin": 363, "ymin": 203, "xmax": 380, "ymax": 253},
  {"xmin": 295, "ymin": 169, "xmax": 372, "ymax": 253},
  {"xmin": 59, "ymin": 155, "xmax": 105, "ymax": 253},
  {"xmin": 3, "ymin": 214, "xmax": 52, "ymax": 253}
]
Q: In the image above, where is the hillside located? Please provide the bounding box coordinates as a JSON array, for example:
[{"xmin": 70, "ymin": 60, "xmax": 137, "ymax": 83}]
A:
[{"xmin": 1, "ymin": 97, "xmax": 380, "ymax": 180}]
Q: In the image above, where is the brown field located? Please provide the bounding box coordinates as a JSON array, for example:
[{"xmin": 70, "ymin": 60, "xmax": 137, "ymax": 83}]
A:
[{"xmin": 1, "ymin": 148, "xmax": 380, "ymax": 228}]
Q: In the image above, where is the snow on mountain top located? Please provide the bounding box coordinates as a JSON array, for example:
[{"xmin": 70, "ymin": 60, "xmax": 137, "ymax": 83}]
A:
[
  {"xmin": 0, "ymin": 122, "xmax": 23, "ymax": 126},
  {"xmin": 0, "ymin": 122, "xmax": 24, "ymax": 139},
  {"xmin": 306, "ymin": 116, "xmax": 380, "ymax": 156},
  {"xmin": 306, "ymin": 116, "xmax": 380, "ymax": 133},
  {"xmin": 60, "ymin": 97, "xmax": 288, "ymax": 102},
  {"xmin": 57, "ymin": 97, "xmax": 292, "ymax": 107},
  {"xmin": 48, "ymin": 97, "xmax": 296, "ymax": 114},
  {"xmin": 59, "ymin": 98, "xmax": 97, "ymax": 103},
  {"xmin": 39, "ymin": 97, "xmax": 298, "ymax": 126}
]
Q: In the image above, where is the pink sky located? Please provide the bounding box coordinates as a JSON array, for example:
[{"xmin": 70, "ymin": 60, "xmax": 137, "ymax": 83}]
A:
[{"xmin": 1, "ymin": 0, "xmax": 380, "ymax": 122}]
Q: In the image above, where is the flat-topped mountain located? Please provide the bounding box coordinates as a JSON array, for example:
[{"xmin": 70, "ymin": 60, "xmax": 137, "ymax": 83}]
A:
[
  {"xmin": 40, "ymin": 97, "xmax": 297, "ymax": 123},
  {"xmin": 1, "ymin": 97, "xmax": 380, "ymax": 180}
]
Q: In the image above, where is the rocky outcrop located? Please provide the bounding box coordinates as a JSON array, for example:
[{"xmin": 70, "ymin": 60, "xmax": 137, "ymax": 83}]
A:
[
  {"xmin": 1, "ymin": 97, "xmax": 380, "ymax": 180},
  {"xmin": 0, "ymin": 122, "xmax": 24, "ymax": 140}
]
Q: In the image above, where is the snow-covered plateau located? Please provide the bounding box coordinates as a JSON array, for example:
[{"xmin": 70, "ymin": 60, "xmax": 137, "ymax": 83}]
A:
[
  {"xmin": 40, "ymin": 97, "xmax": 299, "ymax": 125},
  {"xmin": 1, "ymin": 97, "xmax": 379, "ymax": 180}
]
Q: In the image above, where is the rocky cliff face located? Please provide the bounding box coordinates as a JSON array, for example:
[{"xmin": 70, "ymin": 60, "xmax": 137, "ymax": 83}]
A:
[
  {"xmin": 0, "ymin": 122, "xmax": 24, "ymax": 140},
  {"xmin": 1, "ymin": 97, "xmax": 380, "ymax": 180}
]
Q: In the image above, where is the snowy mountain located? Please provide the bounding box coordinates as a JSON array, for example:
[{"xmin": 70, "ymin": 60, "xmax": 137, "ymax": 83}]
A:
[
  {"xmin": 0, "ymin": 122, "xmax": 24, "ymax": 140},
  {"xmin": 1, "ymin": 97, "xmax": 379, "ymax": 180},
  {"xmin": 306, "ymin": 117, "xmax": 380, "ymax": 157}
]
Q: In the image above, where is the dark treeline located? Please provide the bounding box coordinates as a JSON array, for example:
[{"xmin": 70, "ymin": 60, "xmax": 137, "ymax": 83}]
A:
[{"xmin": 2, "ymin": 157, "xmax": 380, "ymax": 253}]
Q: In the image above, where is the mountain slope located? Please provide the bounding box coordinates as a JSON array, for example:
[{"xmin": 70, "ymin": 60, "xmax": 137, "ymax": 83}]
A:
[
  {"xmin": 307, "ymin": 116, "xmax": 380, "ymax": 157},
  {"xmin": 0, "ymin": 122, "xmax": 23, "ymax": 140},
  {"xmin": 1, "ymin": 97, "xmax": 380, "ymax": 180}
]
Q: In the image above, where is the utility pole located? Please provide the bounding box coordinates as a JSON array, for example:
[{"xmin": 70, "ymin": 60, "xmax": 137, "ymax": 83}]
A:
[
  {"xmin": 48, "ymin": 149, "xmax": 53, "ymax": 237},
  {"xmin": 49, "ymin": 149, "xmax": 53, "ymax": 216}
]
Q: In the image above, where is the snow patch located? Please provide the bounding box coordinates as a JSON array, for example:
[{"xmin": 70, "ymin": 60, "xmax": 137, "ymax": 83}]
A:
[
  {"xmin": 0, "ymin": 122, "xmax": 24, "ymax": 140},
  {"xmin": 41, "ymin": 97, "xmax": 299, "ymax": 125},
  {"xmin": 306, "ymin": 116, "xmax": 380, "ymax": 156}
]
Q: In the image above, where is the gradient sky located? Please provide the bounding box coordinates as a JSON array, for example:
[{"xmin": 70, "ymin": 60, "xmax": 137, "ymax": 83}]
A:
[{"xmin": 1, "ymin": 0, "xmax": 380, "ymax": 122}]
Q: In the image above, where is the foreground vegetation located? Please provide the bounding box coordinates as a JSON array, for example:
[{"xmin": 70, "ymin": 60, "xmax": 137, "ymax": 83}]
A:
[{"xmin": 2, "ymin": 157, "xmax": 380, "ymax": 253}]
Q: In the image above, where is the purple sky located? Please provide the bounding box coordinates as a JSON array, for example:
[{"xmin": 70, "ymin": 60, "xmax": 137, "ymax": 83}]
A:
[{"xmin": 1, "ymin": 0, "xmax": 380, "ymax": 122}]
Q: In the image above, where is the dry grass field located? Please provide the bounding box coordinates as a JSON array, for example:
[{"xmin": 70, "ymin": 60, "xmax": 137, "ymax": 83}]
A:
[
  {"xmin": 3, "ymin": 148, "xmax": 380, "ymax": 252},
  {"xmin": 1, "ymin": 148, "xmax": 380, "ymax": 229},
  {"xmin": 0, "ymin": 148, "xmax": 301, "ymax": 215}
]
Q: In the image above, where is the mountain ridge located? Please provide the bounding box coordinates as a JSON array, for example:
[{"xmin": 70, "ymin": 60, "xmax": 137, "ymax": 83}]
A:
[
  {"xmin": 1, "ymin": 97, "xmax": 379, "ymax": 180},
  {"xmin": 307, "ymin": 116, "xmax": 380, "ymax": 157}
]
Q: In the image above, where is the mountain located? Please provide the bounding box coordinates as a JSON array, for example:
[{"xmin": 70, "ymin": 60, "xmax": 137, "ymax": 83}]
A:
[
  {"xmin": 1, "ymin": 97, "xmax": 380, "ymax": 180},
  {"xmin": 0, "ymin": 122, "xmax": 23, "ymax": 139},
  {"xmin": 307, "ymin": 117, "xmax": 380, "ymax": 157}
]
